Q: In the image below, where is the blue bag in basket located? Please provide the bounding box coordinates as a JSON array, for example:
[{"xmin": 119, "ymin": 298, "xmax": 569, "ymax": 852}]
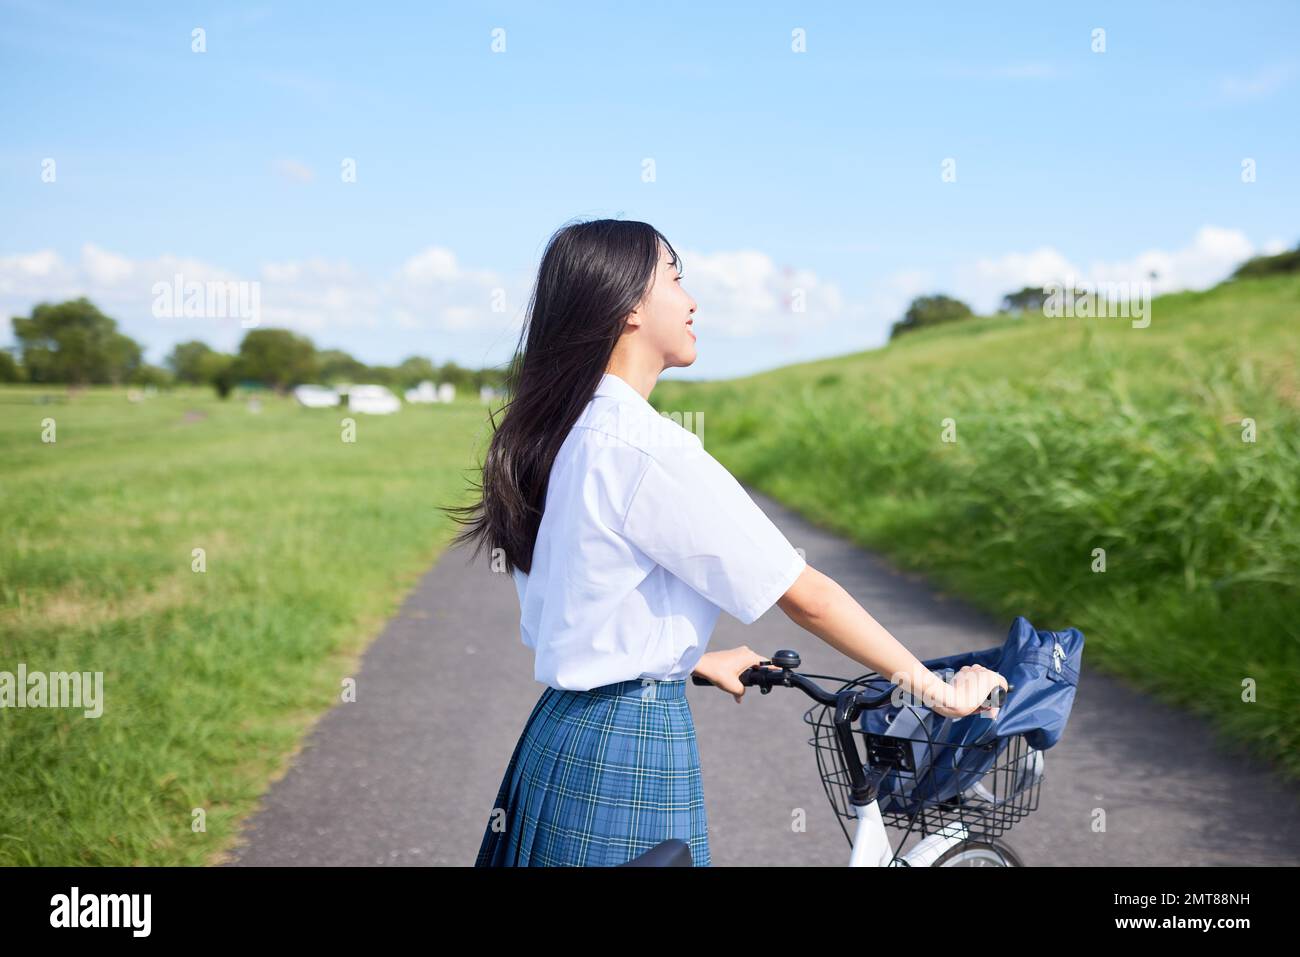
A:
[{"xmin": 859, "ymin": 616, "xmax": 1083, "ymax": 816}]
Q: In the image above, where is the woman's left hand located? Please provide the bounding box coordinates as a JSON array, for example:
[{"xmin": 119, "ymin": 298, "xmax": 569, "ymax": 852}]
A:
[{"xmin": 691, "ymin": 646, "xmax": 780, "ymax": 703}]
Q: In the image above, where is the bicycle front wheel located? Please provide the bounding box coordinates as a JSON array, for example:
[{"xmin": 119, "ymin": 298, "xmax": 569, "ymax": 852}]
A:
[{"xmin": 933, "ymin": 840, "xmax": 1023, "ymax": 867}]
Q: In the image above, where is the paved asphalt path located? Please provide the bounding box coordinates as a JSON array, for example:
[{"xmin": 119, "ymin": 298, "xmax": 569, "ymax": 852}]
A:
[{"xmin": 224, "ymin": 487, "xmax": 1300, "ymax": 867}]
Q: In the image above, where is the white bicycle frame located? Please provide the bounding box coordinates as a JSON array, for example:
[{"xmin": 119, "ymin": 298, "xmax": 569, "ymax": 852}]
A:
[{"xmin": 847, "ymin": 798, "xmax": 970, "ymax": 866}]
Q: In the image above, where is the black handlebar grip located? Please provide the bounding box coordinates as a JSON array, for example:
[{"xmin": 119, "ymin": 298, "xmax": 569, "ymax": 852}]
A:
[
  {"xmin": 984, "ymin": 684, "xmax": 1013, "ymax": 709},
  {"xmin": 692, "ymin": 665, "xmax": 768, "ymax": 688}
]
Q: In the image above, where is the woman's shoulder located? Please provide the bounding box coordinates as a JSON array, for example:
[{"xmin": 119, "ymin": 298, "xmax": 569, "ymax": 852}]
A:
[{"xmin": 574, "ymin": 395, "xmax": 703, "ymax": 462}]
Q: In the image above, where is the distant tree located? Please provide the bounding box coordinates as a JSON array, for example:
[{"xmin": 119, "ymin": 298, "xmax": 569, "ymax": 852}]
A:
[
  {"xmin": 889, "ymin": 294, "xmax": 974, "ymax": 340},
  {"xmin": 11, "ymin": 298, "xmax": 145, "ymax": 385},
  {"xmin": 129, "ymin": 364, "xmax": 174, "ymax": 387},
  {"xmin": 358, "ymin": 365, "xmax": 397, "ymax": 388},
  {"xmin": 102, "ymin": 334, "xmax": 144, "ymax": 385},
  {"xmin": 234, "ymin": 328, "xmax": 318, "ymax": 393},
  {"xmin": 469, "ymin": 365, "xmax": 508, "ymax": 393},
  {"xmin": 433, "ymin": 360, "xmax": 477, "ymax": 390},
  {"xmin": 999, "ymin": 286, "xmax": 1049, "ymax": 315},
  {"xmin": 165, "ymin": 340, "xmax": 217, "ymax": 384},
  {"xmin": 1232, "ymin": 243, "xmax": 1300, "ymax": 280},
  {"xmin": 317, "ymin": 349, "xmax": 370, "ymax": 384},
  {"xmin": 0, "ymin": 348, "xmax": 25, "ymax": 383},
  {"xmin": 394, "ymin": 356, "xmax": 438, "ymax": 390},
  {"xmin": 197, "ymin": 351, "xmax": 238, "ymax": 399},
  {"xmin": 143, "ymin": 329, "xmax": 511, "ymax": 398}
]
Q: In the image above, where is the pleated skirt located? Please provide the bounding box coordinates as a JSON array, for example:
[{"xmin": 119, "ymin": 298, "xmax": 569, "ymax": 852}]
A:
[{"xmin": 474, "ymin": 676, "xmax": 711, "ymax": 867}]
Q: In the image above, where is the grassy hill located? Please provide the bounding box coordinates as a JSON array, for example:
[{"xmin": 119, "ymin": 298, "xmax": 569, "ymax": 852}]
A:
[{"xmin": 652, "ymin": 273, "xmax": 1300, "ymax": 781}]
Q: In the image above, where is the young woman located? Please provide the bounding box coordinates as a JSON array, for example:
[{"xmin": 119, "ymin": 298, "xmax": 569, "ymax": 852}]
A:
[{"xmin": 447, "ymin": 218, "xmax": 1007, "ymax": 867}]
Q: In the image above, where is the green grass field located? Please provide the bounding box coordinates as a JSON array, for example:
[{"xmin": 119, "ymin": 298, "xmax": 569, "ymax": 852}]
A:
[
  {"xmin": 651, "ymin": 273, "xmax": 1300, "ymax": 782},
  {"xmin": 0, "ymin": 387, "xmax": 488, "ymax": 864},
  {"xmin": 1, "ymin": 273, "xmax": 1296, "ymax": 865}
]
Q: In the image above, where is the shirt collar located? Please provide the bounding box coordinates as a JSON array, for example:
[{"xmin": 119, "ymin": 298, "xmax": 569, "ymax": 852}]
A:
[{"xmin": 593, "ymin": 372, "xmax": 654, "ymax": 410}]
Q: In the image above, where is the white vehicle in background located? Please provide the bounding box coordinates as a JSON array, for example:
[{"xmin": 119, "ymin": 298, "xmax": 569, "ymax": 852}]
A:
[
  {"xmin": 405, "ymin": 380, "xmax": 438, "ymax": 404},
  {"xmin": 345, "ymin": 384, "xmax": 401, "ymax": 415},
  {"xmin": 293, "ymin": 384, "xmax": 341, "ymax": 408},
  {"xmin": 404, "ymin": 380, "xmax": 458, "ymax": 404}
]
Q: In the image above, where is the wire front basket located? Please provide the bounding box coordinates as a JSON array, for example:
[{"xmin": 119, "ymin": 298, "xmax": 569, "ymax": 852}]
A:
[{"xmin": 802, "ymin": 672, "xmax": 1043, "ymax": 846}]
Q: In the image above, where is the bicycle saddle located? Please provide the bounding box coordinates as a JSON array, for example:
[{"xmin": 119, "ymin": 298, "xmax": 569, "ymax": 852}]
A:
[{"xmin": 617, "ymin": 838, "xmax": 694, "ymax": 867}]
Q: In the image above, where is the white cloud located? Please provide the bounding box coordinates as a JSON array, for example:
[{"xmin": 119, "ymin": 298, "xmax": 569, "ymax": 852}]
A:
[
  {"xmin": 1, "ymin": 250, "xmax": 64, "ymax": 278},
  {"xmin": 272, "ymin": 159, "xmax": 315, "ymax": 184},
  {"xmin": 0, "ymin": 228, "xmax": 1279, "ymax": 368},
  {"xmin": 0, "ymin": 249, "xmax": 78, "ymax": 300},
  {"xmin": 261, "ymin": 261, "xmax": 301, "ymax": 283},
  {"xmin": 0, "ymin": 243, "xmax": 519, "ymax": 362},
  {"xmin": 678, "ymin": 248, "xmax": 849, "ymax": 337},
  {"xmin": 952, "ymin": 226, "xmax": 1268, "ymax": 312},
  {"xmin": 401, "ymin": 247, "xmax": 464, "ymax": 283},
  {"xmin": 0, "ymin": 238, "xmax": 861, "ymax": 372},
  {"xmin": 82, "ymin": 244, "xmax": 135, "ymax": 284},
  {"xmin": 1089, "ymin": 226, "xmax": 1254, "ymax": 289},
  {"xmin": 440, "ymin": 306, "xmax": 478, "ymax": 330},
  {"xmin": 957, "ymin": 247, "xmax": 1079, "ymax": 309},
  {"xmin": 1217, "ymin": 63, "xmax": 1294, "ymax": 101}
]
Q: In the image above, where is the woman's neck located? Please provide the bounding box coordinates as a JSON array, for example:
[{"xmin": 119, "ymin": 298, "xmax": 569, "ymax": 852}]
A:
[{"xmin": 603, "ymin": 357, "xmax": 660, "ymax": 402}]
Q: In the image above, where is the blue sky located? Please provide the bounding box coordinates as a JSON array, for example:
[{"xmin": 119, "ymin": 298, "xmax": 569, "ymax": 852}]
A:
[{"xmin": 1, "ymin": 0, "xmax": 1296, "ymax": 380}]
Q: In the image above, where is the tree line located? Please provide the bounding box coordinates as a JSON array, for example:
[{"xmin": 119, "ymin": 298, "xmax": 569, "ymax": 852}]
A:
[{"xmin": 0, "ymin": 297, "xmax": 507, "ymax": 396}]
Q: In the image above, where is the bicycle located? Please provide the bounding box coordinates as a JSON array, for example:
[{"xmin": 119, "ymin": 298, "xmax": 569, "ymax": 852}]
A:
[{"xmin": 622, "ymin": 649, "xmax": 1036, "ymax": 867}]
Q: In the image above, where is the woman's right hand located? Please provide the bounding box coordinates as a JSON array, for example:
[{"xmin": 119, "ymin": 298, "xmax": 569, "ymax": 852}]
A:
[
  {"xmin": 931, "ymin": 664, "xmax": 1009, "ymax": 719},
  {"xmin": 691, "ymin": 646, "xmax": 780, "ymax": 703}
]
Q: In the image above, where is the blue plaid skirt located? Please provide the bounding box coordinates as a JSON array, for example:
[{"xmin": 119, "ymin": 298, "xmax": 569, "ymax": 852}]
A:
[{"xmin": 474, "ymin": 677, "xmax": 711, "ymax": 866}]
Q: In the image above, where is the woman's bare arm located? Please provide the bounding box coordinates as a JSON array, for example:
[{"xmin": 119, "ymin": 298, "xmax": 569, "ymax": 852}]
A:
[{"xmin": 776, "ymin": 563, "xmax": 984, "ymax": 713}]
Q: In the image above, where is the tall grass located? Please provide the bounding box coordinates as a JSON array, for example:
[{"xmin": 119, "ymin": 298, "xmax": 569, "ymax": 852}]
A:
[{"xmin": 653, "ymin": 275, "xmax": 1300, "ymax": 780}]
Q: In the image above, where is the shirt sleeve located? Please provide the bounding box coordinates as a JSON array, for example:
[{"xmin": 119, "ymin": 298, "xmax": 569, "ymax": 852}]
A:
[{"xmin": 620, "ymin": 443, "xmax": 808, "ymax": 625}]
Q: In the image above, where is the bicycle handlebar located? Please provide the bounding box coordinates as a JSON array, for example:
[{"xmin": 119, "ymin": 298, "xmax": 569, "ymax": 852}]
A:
[
  {"xmin": 690, "ymin": 651, "xmax": 1012, "ymax": 808},
  {"xmin": 690, "ymin": 652, "xmax": 1011, "ymax": 715}
]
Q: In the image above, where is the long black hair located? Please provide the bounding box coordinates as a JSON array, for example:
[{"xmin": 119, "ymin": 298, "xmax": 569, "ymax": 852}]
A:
[{"xmin": 442, "ymin": 217, "xmax": 682, "ymax": 575}]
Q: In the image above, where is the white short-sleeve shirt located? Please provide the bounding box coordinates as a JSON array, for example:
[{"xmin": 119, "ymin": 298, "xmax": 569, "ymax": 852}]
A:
[{"xmin": 511, "ymin": 371, "xmax": 807, "ymax": 690}]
